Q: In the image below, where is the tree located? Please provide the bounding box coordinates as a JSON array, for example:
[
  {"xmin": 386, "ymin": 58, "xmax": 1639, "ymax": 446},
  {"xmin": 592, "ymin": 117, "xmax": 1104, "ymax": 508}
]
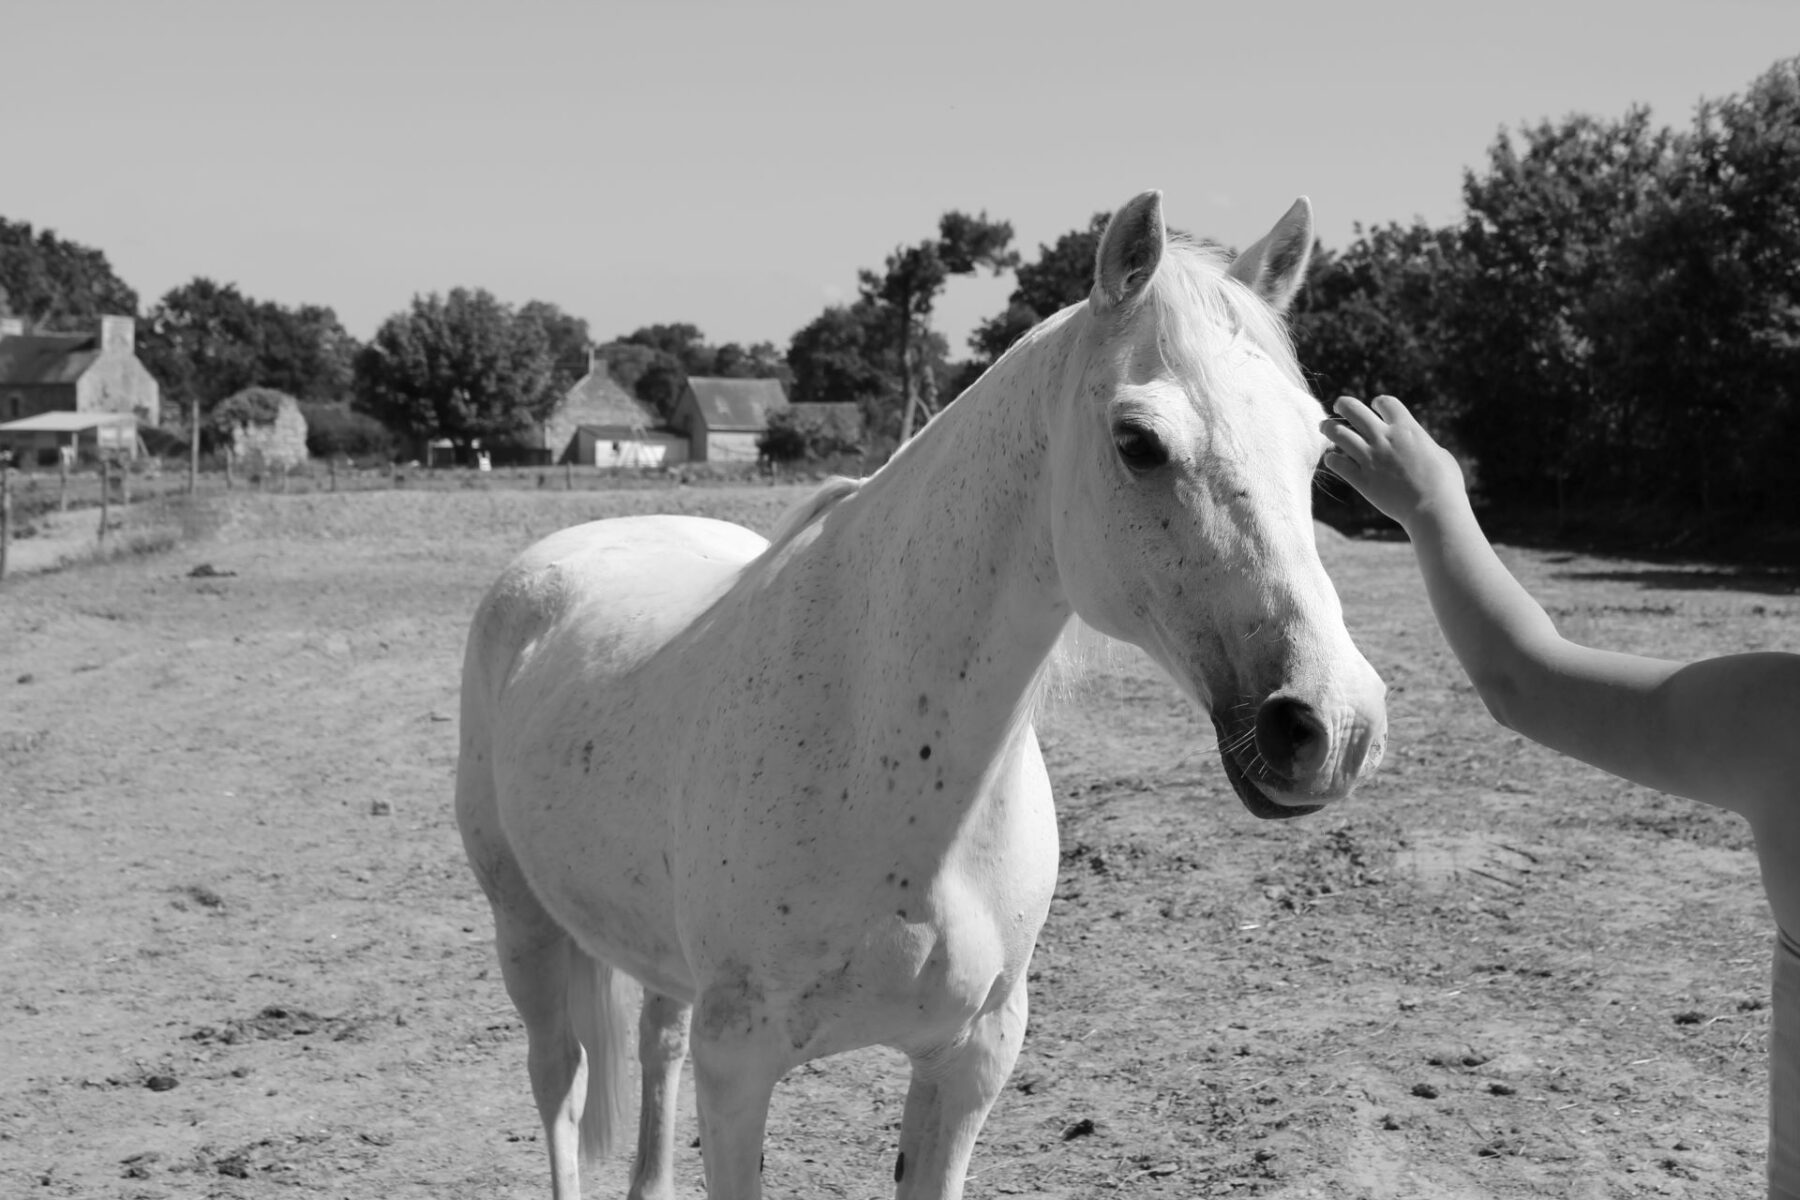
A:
[
  {"xmin": 859, "ymin": 210, "xmax": 1019, "ymax": 440},
  {"xmin": 1443, "ymin": 106, "xmax": 1678, "ymax": 511},
  {"xmin": 969, "ymin": 213, "xmax": 1111, "ymax": 364},
  {"xmin": 138, "ymin": 279, "xmax": 359, "ymax": 436},
  {"xmin": 518, "ymin": 300, "xmax": 592, "ymax": 401},
  {"xmin": 757, "ymin": 406, "xmax": 865, "ymax": 463},
  {"xmin": 596, "ymin": 340, "xmax": 685, "ymax": 418},
  {"xmin": 353, "ymin": 288, "xmax": 556, "ymax": 454},
  {"xmin": 1608, "ymin": 56, "xmax": 1800, "ymax": 518},
  {"xmin": 1290, "ymin": 223, "xmax": 1464, "ymax": 426},
  {"xmin": 0, "ymin": 218, "xmax": 138, "ymax": 330},
  {"xmin": 785, "ymin": 298, "xmax": 951, "ymax": 449}
]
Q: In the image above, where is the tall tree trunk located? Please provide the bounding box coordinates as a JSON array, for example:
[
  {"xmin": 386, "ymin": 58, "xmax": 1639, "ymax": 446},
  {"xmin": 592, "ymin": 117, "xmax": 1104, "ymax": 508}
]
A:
[{"xmin": 898, "ymin": 317, "xmax": 919, "ymax": 444}]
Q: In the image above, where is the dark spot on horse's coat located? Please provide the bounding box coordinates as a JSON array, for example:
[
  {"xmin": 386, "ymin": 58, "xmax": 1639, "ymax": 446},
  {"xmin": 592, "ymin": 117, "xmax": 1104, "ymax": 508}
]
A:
[
  {"xmin": 777, "ymin": 904, "xmax": 790, "ymax": 916},
  {"xmin": 897, "ymin": 909, "xmax": 908, "ymax": 919},
  {"xmin": 1160, "ymin": 517, "xmax": 1170, "ymax": 530},
  {"xmin": 581, "ymin": 739, "xmax": 595, "ymax": 772},
  {"xmin": 895, "ymin": 1151, "xmax": 905, "ymax": 1182},
  {"xmin": 920, "ymin": 744, "xmax": 932, "ymax": 760},
  {"xmin": 840, "ymin": 788, "xmax": 850, "ymax": 802},
  {"xmin": 934, "ymin": 780, "xmax": 944, "ymax": 791},
  {"xmin": 917, "ymin": 693, "xmax": 930, "ymax": 716},
  {"xmin": 900, "ymin": 878, "xmax": 909, "ymax": 889},
  {"xmin": 661, "ymin": 852, "xmax": 671, "ymax": 875},
  {"xmin": 886, "ymin": 873, "xmax": 895, "ymax": 883}
]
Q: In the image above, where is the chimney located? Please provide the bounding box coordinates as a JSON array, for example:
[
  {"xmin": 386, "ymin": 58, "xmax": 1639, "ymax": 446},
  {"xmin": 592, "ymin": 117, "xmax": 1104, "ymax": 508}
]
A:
[
  {"xmin": 99, "ymin": 314, "xmax": 135, "ymax": 354},
  {"xmin": 0, "ymin": 317, "xmax": 21, "ymax": 338}
]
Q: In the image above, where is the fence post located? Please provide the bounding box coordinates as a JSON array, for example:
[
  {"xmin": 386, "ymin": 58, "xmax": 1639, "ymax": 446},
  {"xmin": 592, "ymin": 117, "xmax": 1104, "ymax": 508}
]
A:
[
  {"xmin": 97, "ymin": 457, "xmax": 110, "ymax": 542},
  {"xmin": 121, "ymin": 455, "xmax": 131, "ymax": 511},
  {"xmin": 188, "ymin": 397, "xmax": 200, "ymax": 495},
  {"xmin": 1, "ymin": 461, "xmax": 12, "ymax": 583},
  {"xmin": 565, "ymin": 460, "xmax": 574, "ymax": 490},
  {"xmin": 224, "ymin": 447, "xmax": 234, "ymax": 490},
  {"xmin": 58, "ymin": 449, "xmax": 68, "ymax": 511}
]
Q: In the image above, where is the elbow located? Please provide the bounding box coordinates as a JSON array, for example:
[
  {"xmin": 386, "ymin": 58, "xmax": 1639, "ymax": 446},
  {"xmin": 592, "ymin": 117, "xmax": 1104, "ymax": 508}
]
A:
[{"xmin": 1468, "ymin": 668, "xmax": 1528, "ymax": 733}]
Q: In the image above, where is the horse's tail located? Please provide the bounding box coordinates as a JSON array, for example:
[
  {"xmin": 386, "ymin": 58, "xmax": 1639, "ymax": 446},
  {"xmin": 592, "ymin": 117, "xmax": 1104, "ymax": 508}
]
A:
[{"xmin": 568, "ymin": 948, "xmax": 637, "ymax": 1167}]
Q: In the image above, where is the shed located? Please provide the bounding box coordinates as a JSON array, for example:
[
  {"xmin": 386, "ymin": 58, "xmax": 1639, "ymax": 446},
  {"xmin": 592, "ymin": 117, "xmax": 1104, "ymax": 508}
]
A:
[
  {"xmin": 671, "ymin": 377, "xmax": 789, "ymax": 463},
  {"xmin": 0, "ymin": 410, "xmax": 143, "ymax": 467}
]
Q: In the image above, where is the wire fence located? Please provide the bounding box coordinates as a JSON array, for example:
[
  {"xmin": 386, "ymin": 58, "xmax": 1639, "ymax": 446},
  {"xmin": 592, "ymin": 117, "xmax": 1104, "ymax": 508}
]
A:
[{"xmin": 0, "ymin": 452, "xmax": 877, "ymax": 582}]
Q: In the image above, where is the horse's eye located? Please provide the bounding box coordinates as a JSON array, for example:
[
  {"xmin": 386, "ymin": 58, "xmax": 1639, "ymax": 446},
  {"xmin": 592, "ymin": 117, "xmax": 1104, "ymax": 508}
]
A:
[{"xmin": 1114, "ymin": 424, "xmax": 1169, "ymax": 471}]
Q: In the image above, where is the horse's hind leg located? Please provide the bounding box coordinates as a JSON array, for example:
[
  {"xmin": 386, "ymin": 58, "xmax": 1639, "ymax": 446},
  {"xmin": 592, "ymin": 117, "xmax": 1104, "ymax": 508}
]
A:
[
  {"xmin": 894, "ymin": 978, "xmax": 1030, "ymax": 1200},
  {"xmin": 493, "ymin": 907, "xmax": 589, "ymax": 1199},
  {"xmin": 628, "ymin": 990, "xmax": 691, "ymax": 1200}
]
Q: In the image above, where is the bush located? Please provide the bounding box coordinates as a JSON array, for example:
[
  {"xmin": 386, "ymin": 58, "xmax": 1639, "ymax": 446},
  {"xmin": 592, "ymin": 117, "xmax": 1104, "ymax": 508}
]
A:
[
  {"xmin": 758, "ymin": 408, "xmax": 864, "ymax": 463},
  {"xmin": 299, "ymin": 402, "xmax": 396, "ymax": 460}
]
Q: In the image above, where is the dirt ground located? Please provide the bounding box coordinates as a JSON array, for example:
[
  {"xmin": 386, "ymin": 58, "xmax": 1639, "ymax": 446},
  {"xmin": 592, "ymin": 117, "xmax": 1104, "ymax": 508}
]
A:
[{"xmin": 2, "ymin": 485, "xmax": 1795, "ymax": 1198}]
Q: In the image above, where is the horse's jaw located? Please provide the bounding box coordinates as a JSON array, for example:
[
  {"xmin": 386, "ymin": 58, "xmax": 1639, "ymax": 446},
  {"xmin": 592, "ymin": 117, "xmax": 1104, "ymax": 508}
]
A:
[{"xmin": 1213, "ymin": 728, "xmax": 1324, "ymax": 821}]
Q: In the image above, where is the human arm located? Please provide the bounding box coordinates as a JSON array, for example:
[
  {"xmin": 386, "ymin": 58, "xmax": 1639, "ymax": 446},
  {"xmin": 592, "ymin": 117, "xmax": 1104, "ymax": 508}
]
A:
[{"xmin": 1320, "ymin": 394, "xmax": 1800, "ymax": 816}]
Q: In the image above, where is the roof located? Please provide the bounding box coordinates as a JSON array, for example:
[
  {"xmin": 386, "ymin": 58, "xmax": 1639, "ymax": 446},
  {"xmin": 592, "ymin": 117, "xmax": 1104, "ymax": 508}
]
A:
[
  {"xmin": 683, "ymin": 377, "xmax": 789, "ymax": 431},
  {"xmin": 0, "ymin": 332, "xmax": 100, "ymax": 386},
  {"xmin": 561, "ymin": 367, "xmax": 662, "ymax": 430},
  {"xmin": 0, "ymin": 411, "xmax": 139, "ymax": 432}
]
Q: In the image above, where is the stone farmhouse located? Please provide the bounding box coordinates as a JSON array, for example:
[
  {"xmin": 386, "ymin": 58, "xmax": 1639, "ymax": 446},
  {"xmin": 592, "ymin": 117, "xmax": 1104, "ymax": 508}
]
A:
[
  {"xmin": 0, "ymin": 315, "xmax": 161, "ymax": 466},
  {"xmin": 539, "ymin": 357, "xmax": 689, "ymax": 468}
]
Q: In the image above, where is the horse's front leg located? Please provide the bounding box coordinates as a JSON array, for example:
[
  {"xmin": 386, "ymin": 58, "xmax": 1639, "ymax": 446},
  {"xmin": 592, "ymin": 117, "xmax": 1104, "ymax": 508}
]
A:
[
  {"xmin": 691, "ymin": 982, "xmax": 786, "ymax": 1200},
  {"xmin": 894, "ymin": 976, "xmax": 1030, "ymax": 1200},
  {"xmin": 629, "ymin": 990, "xmax": 691, "ymax": 1200}
]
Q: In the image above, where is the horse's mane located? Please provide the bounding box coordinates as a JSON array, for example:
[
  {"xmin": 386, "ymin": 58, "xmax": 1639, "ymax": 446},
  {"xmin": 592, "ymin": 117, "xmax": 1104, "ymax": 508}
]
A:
[
  {"xmin": 1148, "ymin": 238, "xmax": 1307, "ymax": 399},
  {"xmin": 761, "ymin": 474, "xmax": 864, "ymax": 558}
]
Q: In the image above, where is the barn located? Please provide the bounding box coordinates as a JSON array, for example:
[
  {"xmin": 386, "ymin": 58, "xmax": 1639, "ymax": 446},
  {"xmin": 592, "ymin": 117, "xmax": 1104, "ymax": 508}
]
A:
[
  {"xmin": 670, "ymin": 377, "xmax": 789, "ymax": 463},
  {"xmin": 0, "ymin": 315, "xmax": 161, "ymax": 465},
  {"xmin": 540, "ymin": 358, "xmax": 688, "ymax": 468}
]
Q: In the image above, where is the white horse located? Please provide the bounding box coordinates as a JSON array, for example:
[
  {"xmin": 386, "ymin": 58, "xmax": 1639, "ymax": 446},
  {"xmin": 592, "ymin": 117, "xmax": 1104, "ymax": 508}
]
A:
[{"xmin": 456, "ymin": 190, "xmax": 1387, "ymax": 1200}]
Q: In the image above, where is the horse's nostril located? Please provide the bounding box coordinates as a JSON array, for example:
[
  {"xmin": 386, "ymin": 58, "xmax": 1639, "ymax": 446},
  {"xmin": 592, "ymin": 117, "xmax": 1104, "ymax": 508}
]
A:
[{"xmin": 1254, "ymin": 696, "xmax": 1328, "ymax": 781}]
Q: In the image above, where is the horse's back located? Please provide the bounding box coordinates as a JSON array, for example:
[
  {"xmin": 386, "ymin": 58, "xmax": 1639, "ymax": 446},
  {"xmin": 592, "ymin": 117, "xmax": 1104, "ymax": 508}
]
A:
[{"xmin": 463, "ymin": 514, "xmax": 769, "ymax": 707}]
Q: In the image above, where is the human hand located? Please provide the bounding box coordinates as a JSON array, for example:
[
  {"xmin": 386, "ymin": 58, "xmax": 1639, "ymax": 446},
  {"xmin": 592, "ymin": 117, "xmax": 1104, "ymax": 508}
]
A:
[{"xmin": 1320, "ymin": 395, "xmax": 1467, "ymax": 530}]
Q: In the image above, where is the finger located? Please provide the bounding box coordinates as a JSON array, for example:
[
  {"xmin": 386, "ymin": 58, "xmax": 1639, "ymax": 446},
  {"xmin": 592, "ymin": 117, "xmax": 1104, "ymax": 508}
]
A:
[
  {"xmin": 1331, "ymin": 395, "xmax": 1383, "ymax": 435},
  {"xmin": 1369, "ymin": 394, "xmax": 1410, "ymax": 426},
  {"xmin": 1321, "ymin": 448, "xmax": 1364, "ymax": 487},
  {"xmin": 1319, "ymin": 417, "xmax": 1372, "ymax": 464}
]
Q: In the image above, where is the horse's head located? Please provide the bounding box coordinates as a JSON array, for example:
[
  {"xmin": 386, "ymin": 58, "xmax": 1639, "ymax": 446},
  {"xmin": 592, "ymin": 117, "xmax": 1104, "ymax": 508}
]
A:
[{"xmin": 1046, "ymin": 190, "xmax": 1386, "ymax": 819}]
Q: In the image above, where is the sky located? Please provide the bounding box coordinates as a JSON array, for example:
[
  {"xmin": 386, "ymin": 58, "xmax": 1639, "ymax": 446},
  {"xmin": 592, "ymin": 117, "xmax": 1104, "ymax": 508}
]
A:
[{"xmin": 3, "ymin": 0, "xmax": 1795, "ymax": 359}]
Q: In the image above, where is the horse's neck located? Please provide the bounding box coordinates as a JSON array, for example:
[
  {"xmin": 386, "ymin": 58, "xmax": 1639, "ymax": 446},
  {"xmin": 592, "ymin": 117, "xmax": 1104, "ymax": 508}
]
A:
[{"xmin": 801, "ymin": 320, "xmax": 1078, "ymax": 760}]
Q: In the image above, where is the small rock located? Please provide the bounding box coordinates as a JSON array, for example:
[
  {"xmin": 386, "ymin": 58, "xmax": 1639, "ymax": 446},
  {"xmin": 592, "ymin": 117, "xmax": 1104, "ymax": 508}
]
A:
[
  {"xmin": 144, "ymin": 1074, "xmax": 178, "ymax": 1092},
  {"xmin": 1673, "ymin": 1010, "xmax": 1706, "ymax": 1026},
  {"xmin": 1381, "ymin": 1112, "xmax": 1402, "ymax": 1130},
  {"xmin": 16, "ymin": 673, "xmax": 33, "ymax": 685},
  {"xmin": 1410, "ymin": 1083, "xmax": 1439, "ymax": 1099},
  {"xmin": 1060, "ymin": 1117, "xmax": 1097, "ymax": 1141},
  {"xmin": 1488, "ymin": 1082, "xmax": 1516, "ymax": 1096},
  {"xmin": 370, "ymin": 798, "xmax": 392, "ymax": 816}
]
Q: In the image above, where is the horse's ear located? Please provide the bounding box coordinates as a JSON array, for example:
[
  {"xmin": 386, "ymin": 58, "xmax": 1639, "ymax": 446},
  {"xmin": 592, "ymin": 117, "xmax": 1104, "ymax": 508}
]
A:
[
  {"xmin": 1226, "ymin": 197, "xmax": 1314, "ymax": 313},
  {"xmin": 1093, "ymin": 190, "xmax": 1165, "ymax": 311}
]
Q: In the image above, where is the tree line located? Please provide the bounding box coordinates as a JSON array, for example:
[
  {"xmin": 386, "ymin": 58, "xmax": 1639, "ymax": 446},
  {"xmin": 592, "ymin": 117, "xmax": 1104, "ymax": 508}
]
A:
[{"xmin": 2, "ymin": 56, "xmax": 1794, "ymax": 530}]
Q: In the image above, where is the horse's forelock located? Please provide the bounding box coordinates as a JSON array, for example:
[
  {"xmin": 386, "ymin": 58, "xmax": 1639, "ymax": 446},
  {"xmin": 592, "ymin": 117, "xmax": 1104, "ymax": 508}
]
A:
[{"xmin": 1145, "ymin": 239, "xmax": 1307, "ymax": 399}]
